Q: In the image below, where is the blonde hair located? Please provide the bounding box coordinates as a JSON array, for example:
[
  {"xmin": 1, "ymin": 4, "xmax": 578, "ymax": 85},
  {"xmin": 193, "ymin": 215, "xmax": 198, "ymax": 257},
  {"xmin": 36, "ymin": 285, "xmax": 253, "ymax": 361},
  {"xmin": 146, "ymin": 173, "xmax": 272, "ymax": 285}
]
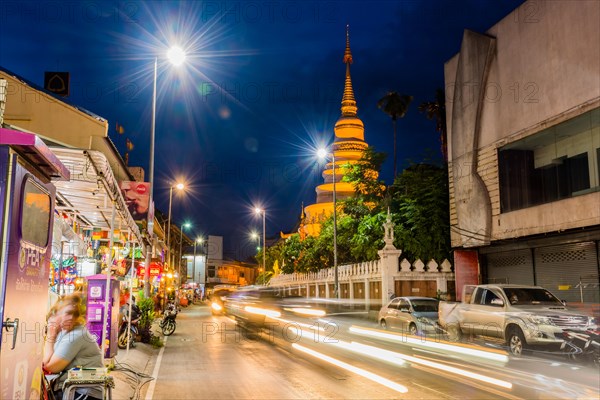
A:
[{"xmin": 50, "ymin": 293, "xmax": 86, "ymax": 326}]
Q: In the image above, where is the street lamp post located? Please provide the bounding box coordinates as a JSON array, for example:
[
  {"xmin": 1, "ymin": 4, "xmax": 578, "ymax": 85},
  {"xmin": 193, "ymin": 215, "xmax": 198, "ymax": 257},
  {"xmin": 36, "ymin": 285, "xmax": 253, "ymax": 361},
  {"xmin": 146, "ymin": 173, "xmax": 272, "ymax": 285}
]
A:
[
  {"xmin": 167, "ymin": 182, "xmax": 185, "ymax": 272},
  {"xmin": 254, "ymin": 208, "xmax": 266, "ymax": 273},
  {"xmin": 318, "ymin": 148, "xmax": 339, "ymax": 299},
  {"xmin": 145, "ymin": 46, "xmax": 187, "ymax": 298},
  {"xmin": 179, "ymin": 222, "xmax": 191, "ymax": 287}
]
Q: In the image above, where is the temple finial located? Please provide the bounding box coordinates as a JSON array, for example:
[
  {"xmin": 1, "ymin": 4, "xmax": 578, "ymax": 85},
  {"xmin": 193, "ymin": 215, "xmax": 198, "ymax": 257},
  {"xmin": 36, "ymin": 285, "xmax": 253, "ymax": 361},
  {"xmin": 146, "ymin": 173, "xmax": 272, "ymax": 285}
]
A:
[
  {"xmin": 344, "ymin": 24, "xmax": 353, "ymax": 64},
  {"xmin": 341, "ymin": 25, "xmax": 357, "ymax": 116}
]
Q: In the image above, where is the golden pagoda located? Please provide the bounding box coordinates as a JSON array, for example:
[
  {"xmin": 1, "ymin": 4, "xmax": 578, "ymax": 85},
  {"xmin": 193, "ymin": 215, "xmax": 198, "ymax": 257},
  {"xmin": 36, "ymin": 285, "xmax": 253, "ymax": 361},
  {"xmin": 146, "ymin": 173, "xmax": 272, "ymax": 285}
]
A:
[{"xmin": 302, "ymin": 26, "xmax": 371, "ymax": 237}]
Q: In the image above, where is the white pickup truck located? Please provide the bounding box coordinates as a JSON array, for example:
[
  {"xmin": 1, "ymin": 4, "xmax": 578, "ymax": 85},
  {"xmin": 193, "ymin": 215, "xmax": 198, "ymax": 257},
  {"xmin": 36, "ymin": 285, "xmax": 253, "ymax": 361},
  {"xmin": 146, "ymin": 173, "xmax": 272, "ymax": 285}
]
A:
[{"xmin": 438, "ymin": 284, "xmax": 597, "ymax": 355}]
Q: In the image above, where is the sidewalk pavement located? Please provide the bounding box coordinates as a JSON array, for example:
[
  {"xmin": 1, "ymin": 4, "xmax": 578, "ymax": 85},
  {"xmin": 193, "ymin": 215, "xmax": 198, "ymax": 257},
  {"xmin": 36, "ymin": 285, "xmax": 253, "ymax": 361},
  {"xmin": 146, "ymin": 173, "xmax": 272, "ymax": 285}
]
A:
[{"xmin": 109, "ymin": 328, "xmax": 162, "ymax": 399}]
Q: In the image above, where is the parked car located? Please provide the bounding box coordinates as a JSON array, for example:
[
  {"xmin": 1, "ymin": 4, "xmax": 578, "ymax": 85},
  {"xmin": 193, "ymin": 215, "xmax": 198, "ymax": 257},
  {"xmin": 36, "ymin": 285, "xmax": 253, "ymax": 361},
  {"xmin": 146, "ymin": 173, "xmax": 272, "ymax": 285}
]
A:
[
  {"xmin": 378, "ymin": 296, "xmax": 441, "ymax": 336},
  {"xmin": 438, "ymin": 284, "xmax": 598, "ymax": 356}
]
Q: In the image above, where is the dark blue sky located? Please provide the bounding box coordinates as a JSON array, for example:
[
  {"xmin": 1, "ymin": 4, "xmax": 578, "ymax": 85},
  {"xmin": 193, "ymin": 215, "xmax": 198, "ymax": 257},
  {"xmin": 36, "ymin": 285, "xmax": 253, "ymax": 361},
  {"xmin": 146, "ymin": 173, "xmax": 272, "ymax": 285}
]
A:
[{"xmin": 0, "ymin": 0, "xmax": 524, "ymax": 260}]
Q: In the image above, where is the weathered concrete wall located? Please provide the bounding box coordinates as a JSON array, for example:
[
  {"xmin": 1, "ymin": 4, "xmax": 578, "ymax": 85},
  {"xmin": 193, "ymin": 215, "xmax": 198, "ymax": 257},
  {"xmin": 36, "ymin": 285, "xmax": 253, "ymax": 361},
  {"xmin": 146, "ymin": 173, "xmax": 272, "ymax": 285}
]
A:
[
  {"xmin": 0, "ymin": 71, "xmax": 108, "ymax": 148},
  {"xmin": 445, "ymin": 0, "xmax": 600, "ymax": 247}
]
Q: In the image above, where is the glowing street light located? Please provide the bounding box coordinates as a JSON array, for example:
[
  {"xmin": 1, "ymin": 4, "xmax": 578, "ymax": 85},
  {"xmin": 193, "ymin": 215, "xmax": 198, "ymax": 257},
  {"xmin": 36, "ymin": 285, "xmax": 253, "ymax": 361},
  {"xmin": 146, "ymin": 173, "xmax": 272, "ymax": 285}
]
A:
[
  {"xmin": 167, "ymin": 46, "xmax": 186, "ymax": 66},
  {"xmin": 167, "ymin": 181, "xmax": 186, "ymax": 270},
  {"xmin": 254, "ymin": 208, "xmax": 266, "ymax": 274},
  {"xmin": 145, "ymin": 45, "xmax": 188, "ymax": 297},
  {"xmin": 251, "ymin": 231, "xmax": 260, "ymax": 250},
  {"xmin": 317, "ymin": 147, "xmax": 339, "ymax": 299}
]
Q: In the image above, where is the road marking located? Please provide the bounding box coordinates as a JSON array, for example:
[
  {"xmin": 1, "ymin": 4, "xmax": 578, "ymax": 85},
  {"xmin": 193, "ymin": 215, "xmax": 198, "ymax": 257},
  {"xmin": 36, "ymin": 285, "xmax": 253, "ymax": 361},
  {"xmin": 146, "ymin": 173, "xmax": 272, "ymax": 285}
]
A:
[{"xmin": 145, "ymin": 335, "xmax": 167, "ymax": 400}]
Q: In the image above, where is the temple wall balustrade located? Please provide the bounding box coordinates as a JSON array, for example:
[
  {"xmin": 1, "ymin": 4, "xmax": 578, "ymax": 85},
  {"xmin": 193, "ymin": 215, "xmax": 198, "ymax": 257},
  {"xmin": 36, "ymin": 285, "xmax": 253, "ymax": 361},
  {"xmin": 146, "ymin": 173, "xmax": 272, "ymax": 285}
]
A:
[{"xmin": 268, "ymin": 255, "xmax": 455, "ymax": 308}]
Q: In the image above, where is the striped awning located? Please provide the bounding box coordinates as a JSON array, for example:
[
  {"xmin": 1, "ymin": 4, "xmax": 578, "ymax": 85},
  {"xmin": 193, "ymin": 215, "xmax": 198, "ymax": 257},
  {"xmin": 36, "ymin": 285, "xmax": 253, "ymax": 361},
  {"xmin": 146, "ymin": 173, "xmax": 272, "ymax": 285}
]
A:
[{"xmin": 50, "ymin": 147, "xmax": 143, "ymax": 244}]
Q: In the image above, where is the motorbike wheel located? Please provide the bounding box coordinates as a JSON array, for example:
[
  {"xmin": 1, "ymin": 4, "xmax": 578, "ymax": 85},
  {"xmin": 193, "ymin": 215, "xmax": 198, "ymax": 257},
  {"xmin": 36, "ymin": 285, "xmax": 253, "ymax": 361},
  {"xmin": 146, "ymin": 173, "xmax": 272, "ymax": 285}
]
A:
[
  {"xmin": 118, "ymin": 330, "xmax": 131, "ymax": 349},
  {"xmin": 162, "ymin": 319, "xmax": 176, "ymax": 336}
]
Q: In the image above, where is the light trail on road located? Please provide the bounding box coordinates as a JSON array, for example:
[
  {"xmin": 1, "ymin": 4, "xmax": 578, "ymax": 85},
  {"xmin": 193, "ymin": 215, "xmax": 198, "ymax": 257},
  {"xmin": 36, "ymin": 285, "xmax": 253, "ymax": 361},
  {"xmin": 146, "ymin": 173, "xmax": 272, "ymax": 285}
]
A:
[{"xmin": 292, "ymin": 343, "xmax": 409, "ymax": 394}]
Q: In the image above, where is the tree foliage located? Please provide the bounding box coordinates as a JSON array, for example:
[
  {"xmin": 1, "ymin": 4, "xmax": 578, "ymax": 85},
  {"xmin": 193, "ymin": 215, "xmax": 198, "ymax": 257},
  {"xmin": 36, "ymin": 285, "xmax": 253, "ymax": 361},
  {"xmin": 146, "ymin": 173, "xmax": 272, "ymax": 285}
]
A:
[
  {"xmin": 392, "ymin": 163, "xmax": 451, "ymax": 262},
  {"xmin": 258, "ymin": 155, "xmax": 450, "ymax": 281},
  {"xmin": 419, "ymin": 88, "xmax": 448, "ymax": 162},
  {"xmin": 342, "ymin": 146, "xmax": 387, "ymax": 204}
]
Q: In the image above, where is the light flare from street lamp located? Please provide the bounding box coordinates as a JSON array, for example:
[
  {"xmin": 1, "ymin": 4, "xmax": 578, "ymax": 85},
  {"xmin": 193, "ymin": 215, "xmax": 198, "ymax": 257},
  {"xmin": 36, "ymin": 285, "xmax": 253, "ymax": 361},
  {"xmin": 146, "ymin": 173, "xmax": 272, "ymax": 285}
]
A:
[
  {"xmin": 167, "ymin": 46, "xmax": 186, "ymax": 66},
  {"xmin": 254, "ymin": 207, "xmax": 263, "ymax": 215},
  {"xmin": 317, "ymin": 148, "xmax": 328, "ymax": 159},
  {"xmin": 175, "ymin": 182, "xmax": 185, "ymax": 190}
]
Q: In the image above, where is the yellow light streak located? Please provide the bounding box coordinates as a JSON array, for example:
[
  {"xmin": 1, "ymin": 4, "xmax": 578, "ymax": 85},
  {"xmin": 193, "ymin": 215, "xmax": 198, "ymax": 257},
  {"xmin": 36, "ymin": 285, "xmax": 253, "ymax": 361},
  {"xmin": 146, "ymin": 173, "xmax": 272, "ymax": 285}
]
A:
[
  {"xmin": 211, "ymin": 302, "xmax": 222, "ymax": 311},
  {"xmin": 292, "ymin": 343, "xmax": 409, "ymax": 394}
]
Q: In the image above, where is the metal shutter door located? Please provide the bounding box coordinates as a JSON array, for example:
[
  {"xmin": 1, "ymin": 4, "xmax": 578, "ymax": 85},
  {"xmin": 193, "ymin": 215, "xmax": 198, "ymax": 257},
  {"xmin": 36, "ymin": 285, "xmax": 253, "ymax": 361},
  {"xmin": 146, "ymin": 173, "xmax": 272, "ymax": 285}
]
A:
[
  {"xmin": 485, "ymin": 249, "xmax": 535, "ymax": 285},
  {"xmin": 534, "ymin": 242, "xmax": 599, "ymax": 303}
]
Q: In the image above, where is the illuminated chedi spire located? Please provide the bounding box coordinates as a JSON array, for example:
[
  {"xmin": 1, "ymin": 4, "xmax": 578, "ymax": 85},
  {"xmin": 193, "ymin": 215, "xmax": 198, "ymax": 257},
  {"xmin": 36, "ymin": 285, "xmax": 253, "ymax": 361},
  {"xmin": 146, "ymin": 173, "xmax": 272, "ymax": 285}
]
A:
[{"xmin": 302, "ymin": 26, "xmax": 371, "ymax": 237}]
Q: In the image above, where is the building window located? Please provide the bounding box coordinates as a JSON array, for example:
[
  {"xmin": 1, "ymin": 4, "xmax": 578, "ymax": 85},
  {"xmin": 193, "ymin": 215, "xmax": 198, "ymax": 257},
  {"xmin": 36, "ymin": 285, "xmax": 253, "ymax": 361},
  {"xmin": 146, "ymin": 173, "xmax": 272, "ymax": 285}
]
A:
[{"xmin": 498, "ymin": 108, "xmax": 599, "ymax": 213}]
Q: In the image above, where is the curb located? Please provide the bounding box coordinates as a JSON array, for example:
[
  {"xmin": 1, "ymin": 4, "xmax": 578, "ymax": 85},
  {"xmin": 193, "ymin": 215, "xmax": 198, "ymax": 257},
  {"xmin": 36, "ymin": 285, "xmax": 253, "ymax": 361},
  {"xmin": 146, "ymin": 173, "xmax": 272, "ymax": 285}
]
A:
[{"xmin": 110, "ymin": 323, "xmax": 163, "ymax": 399}]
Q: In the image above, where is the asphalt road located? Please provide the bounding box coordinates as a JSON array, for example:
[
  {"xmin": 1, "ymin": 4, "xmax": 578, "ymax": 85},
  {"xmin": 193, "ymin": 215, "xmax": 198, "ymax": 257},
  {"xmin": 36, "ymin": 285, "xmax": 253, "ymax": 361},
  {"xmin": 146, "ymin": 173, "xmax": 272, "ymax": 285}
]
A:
[{"xmin": 148, "ymin": 304, "xmax": 599, "ymax": 400}]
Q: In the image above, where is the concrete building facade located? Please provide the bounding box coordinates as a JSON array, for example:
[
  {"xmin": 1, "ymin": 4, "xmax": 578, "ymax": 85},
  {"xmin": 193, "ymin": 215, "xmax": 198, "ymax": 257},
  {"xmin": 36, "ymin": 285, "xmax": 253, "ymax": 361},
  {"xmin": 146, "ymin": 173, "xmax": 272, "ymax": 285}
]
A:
[{"xmin": 445, "ymin": 0, "xmax": 600, "ymax": 303}]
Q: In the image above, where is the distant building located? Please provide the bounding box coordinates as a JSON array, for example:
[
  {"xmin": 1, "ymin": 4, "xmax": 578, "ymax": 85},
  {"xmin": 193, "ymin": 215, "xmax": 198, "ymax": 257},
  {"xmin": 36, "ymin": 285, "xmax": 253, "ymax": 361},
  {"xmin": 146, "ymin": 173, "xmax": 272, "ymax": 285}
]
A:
[
  {"xmin": 204, "ymin": 235, "xmax": 258, "ymax": 288},
  {"xmin": 445, "ymin": 0, "xmax": 599, "ymax": 303}
]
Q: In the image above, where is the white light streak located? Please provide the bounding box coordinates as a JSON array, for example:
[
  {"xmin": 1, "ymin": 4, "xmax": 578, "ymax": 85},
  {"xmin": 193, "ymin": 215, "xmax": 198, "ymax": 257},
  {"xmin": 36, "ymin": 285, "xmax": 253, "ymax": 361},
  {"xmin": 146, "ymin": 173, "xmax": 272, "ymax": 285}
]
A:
[
  {"xmin": 244, "ymin": 306, "xmax": 281, "ymax": 318},
  {"xmin": 349, "ymin": 326, "xmax": 508, "ymax": 363},
  {"xmin": 292, "ymin": 344, "xmax": 409, "ymax": 394},
  {"xmin": 284, "ymin": 307, "xmax": 327, "ymax": 317}
]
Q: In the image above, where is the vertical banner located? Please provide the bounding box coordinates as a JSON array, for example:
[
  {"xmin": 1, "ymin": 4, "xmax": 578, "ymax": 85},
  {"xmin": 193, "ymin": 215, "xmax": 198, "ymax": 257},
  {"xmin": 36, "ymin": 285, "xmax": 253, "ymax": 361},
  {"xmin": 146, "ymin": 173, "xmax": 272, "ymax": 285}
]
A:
[
  {"xmin": 120, "ymin": 181, "xmax": 150, "ymax": 222},
  {"xmin": 453, "ymin": 249, "xmax": 480, "ymax": 301}
]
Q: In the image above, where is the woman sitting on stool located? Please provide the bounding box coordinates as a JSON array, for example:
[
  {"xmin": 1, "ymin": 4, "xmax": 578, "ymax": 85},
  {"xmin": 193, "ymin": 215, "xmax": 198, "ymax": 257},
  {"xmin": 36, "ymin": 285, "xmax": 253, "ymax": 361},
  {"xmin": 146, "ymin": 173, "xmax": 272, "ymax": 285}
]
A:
[{"xmin": 43, "ymin": 294, "xmax": 103, "ymax": 400}]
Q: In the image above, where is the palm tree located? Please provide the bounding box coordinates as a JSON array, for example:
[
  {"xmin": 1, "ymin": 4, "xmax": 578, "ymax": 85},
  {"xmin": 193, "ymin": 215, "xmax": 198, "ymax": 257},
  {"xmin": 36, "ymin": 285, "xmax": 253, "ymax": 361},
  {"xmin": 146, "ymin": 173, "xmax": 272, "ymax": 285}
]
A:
[
  {"xmin": 377, "ymin": 92, "xmax": 413, "ymax": 178},
  {"xmin": 418, "ymin": 88, "xmax": 447, "ymax": 162}
]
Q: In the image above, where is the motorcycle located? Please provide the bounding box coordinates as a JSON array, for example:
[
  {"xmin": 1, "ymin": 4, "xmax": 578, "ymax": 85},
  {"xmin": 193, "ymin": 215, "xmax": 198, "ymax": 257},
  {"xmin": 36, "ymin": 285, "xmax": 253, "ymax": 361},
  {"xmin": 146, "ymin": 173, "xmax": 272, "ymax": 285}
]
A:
[
  {"xmin": 160, "ymin": 302, "xmax": 178, "ymax": 336},
  {"xmin": 117, "ymin": 312, "xmax": 139, "ymax": 349},
  {"xmin": 562, "ymin": 328, "xmax": 600, "ymax": 366}
]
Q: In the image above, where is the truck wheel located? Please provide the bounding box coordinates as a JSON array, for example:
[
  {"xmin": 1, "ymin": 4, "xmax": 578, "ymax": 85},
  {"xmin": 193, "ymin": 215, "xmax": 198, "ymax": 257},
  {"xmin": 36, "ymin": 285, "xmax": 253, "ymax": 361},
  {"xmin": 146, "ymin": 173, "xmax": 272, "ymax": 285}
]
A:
[
  {"xmin": 590, "ymin": 348, "xmax": 600, "ymax": 368},
  {"xmin": 380, "ymin": 320, "xmax": 388, "ymax": 330},
  {"xmin": 447, "ymin": 325, "xmax": 462, "ymax": 342},
  {"xmin": 409, "ymin": 323, "xmax": 418, "ymax": 336},
  {"xmin": 507, "ymin": 327, "xmax": 525, "ymax": 356}
]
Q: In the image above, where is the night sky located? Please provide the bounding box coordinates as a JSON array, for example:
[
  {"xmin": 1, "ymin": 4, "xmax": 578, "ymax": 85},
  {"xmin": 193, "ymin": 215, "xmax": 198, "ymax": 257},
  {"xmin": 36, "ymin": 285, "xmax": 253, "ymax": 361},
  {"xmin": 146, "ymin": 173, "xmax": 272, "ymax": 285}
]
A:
[{"xmin": 0, "ymin": 0, "xmax": 525, "ymax": 260}]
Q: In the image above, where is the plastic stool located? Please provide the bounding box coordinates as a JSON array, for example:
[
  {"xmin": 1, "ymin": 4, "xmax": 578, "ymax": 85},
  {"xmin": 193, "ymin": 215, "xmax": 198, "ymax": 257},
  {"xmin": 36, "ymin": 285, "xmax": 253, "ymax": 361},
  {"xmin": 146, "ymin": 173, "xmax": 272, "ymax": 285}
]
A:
[{"xmin": 62, "ymin": 376, "xmax": 114, "ymax": 400}]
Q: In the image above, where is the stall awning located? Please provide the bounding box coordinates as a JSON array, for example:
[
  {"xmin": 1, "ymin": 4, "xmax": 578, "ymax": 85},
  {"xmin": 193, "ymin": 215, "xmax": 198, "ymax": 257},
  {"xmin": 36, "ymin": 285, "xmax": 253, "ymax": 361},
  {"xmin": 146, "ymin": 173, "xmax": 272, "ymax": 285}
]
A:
[
  {"xmin": 0, "ymin": 128, "xmax": 70, "ymax": 181},
  {"xmin": 49, "ymin": 147, "xmax": 143, "ymax": 245}
]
